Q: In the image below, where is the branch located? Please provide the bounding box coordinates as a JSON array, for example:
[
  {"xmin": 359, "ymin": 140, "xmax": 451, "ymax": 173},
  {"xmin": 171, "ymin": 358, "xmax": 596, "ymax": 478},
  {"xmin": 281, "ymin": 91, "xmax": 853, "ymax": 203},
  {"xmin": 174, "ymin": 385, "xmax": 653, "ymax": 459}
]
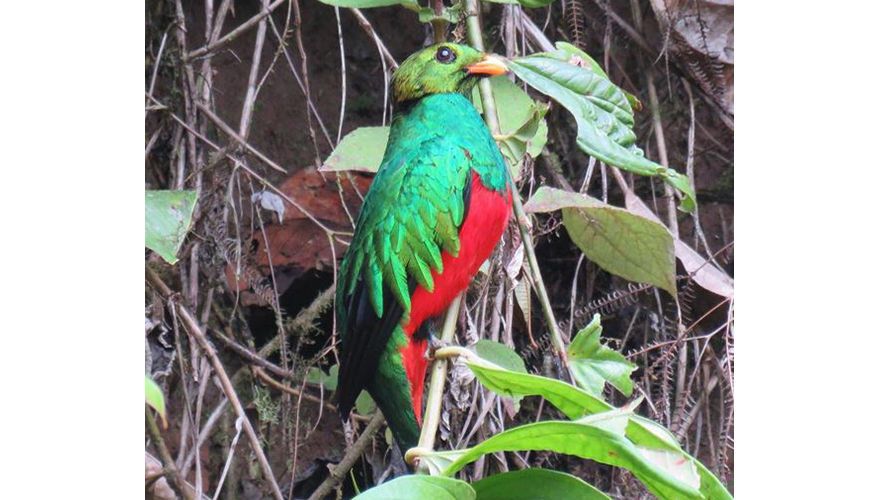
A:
[
  {"xmin": 146, "ymin": 268, "xmax": 286, "ymax": 500},
  {"xmin": 307, "ymin": 411, "xmax": 386, "ymax": 500}
]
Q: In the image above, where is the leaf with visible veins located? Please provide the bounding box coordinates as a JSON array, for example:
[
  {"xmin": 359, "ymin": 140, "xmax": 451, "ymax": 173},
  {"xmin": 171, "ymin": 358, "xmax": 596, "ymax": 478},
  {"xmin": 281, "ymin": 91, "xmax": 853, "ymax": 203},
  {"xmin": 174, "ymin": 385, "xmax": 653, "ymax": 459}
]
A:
[{"xmin": 567, "ymin": 314, "xmax": 637, "ymax": 397}]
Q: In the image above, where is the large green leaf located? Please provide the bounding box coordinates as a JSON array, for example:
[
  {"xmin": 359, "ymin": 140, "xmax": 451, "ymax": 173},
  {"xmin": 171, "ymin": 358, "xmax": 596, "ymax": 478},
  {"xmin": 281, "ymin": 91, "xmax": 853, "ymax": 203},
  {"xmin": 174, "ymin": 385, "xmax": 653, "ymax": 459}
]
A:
[
  {"xmin": 464, "ymin": 348, "xmax": 730, "ymax": 499},
  {"xmin": 552, "ymin": 42, "xmax": 643, "ymax": 111},
  {"xmin": 354, "ymin": 475, "xmax": 475, "ymax": 500},
  {"xmin": 441, "ymin": 418, "xmax": 702, "ymax": 499},
  {"xmin": 145, "ymin": 375, "xmax": 167, "ymax": 427},
  {"xmin": 627, "ymin": 417, "xmax": 732, "ymax": 500},
  {"xmin": 509, "ymin": 45, "xmax": 695, "ymax": 212},
  {"xmin": 320, "ymin": 126, "xmax": 389, "ymax": 173},
  {"xmin": 464, "ymin": 352, "xmax": 731, "ymax": 499},
  {"xmin": 145, "ymin": 190, "xmax": 197, "ymax": 265},
  {"xmin": 472, "ymin": 76, "xmax": 548, "ymax": 179},
  {"xmin": 466, "ymin": 356, "xmax": 610, "ymax": 419},
  {"xmin": 472, "ymin": 468, "xmax": 610, "ymax": 500},
  {"xmin": 524, "ymin": 186, "xmax": 676, "ymax": 296},
  {"xmin": 472, "ymin": 339, "xmax": 528, "ymax": 411},
  {"xmin": 568, "ymin": 314, "xmax": 637, "ymax": 397}
]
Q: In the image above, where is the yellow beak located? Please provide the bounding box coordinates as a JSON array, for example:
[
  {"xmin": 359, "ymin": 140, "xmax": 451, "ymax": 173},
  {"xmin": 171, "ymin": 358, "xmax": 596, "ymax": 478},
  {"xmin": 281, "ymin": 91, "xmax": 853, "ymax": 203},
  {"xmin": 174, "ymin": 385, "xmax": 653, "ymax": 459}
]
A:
[{"xmin": 466, "ymin": 54, "xmax": 509, "ymax": 76}]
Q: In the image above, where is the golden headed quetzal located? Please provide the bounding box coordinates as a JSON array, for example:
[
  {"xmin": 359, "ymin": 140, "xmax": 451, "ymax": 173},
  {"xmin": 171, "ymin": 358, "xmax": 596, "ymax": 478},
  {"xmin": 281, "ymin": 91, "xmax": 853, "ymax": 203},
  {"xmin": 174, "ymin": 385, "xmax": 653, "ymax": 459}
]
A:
[{"xmin": 335, "ymin": 43, "xmax": 512, "ymax": 452}]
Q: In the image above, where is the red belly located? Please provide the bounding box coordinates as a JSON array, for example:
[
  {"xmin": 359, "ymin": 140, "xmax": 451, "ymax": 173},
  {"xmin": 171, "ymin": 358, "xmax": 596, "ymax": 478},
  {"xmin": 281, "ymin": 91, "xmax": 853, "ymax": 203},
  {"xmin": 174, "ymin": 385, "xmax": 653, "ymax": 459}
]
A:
[{"xmin": 399, "ymin": 173, "xmax": 512, "ymax": 422}]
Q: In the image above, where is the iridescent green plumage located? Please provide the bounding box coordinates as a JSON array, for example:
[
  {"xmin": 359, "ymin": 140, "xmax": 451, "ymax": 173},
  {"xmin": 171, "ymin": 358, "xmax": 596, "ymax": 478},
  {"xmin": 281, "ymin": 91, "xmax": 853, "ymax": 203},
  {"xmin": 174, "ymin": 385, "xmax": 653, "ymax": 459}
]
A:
[{"xmin": 336, "ymin": 44, "xmax": 510, "ymax": 452}]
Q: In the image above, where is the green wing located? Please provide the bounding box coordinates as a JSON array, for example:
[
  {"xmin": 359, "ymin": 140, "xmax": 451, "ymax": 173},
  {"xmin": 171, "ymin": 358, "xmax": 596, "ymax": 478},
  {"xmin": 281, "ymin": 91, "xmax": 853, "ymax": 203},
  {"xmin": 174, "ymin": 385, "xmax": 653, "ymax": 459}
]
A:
[{"xmin": 336, "ymin": 136, "xmax": 472, "ymax": 415}]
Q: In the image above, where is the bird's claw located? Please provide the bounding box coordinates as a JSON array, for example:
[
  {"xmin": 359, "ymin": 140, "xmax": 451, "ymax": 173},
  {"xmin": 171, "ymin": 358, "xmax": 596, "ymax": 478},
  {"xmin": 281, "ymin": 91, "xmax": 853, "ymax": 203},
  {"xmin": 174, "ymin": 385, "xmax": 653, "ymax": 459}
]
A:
[{"xmin": 425, "ymin": 336, "xmax": 450, "ymax": 361}]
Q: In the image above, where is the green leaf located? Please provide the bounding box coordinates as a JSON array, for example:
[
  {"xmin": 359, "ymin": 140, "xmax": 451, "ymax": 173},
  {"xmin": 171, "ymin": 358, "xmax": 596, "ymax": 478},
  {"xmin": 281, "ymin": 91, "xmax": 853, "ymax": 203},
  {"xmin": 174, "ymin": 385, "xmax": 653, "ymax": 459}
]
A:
[
  {"xmin": 441, "ymin": 418, "xmax": 703, "ymax": 500},
  {"xmin": 472, "ymin": 76, "xmax": 548, "ymax": 179},
  {"xmin": 552, "ymin": 42, "xmax": 642, "ymax": 111},
  {"xmin": 355, "ymin": 391, "xmax": 376, "ymax": 415},
  {"xmin": 472, "ymin": 340, "xmax": 528, "ymax": 412},
  {"xmin": 416, "ymin": 3, "xmax": 461, "ymax": 23},
  {"xmin": 354, "ymin": 475, "xmax": 475, "ymax": 500},
  {"xmin": 563, "ymin": 206, "xmax": 675, "ymax": 295},
  {"xmin": 145, "ymin": 375, "xmax": 167, "ymax": 427},
  {"xmin": 472, "ymin": 469, "xmax": 610, "ymax": 500},
  {"xmin": 463, "ymin": 352, "xmax": 732, "ymax": 499},
  {"xmin": 466, "ymin": 356, "xmax": 611, "ymax": 419},
  {"xmin": 320, "ymin": 126, "xmax": 390, "ymax": 173},
  {"xmin": 524, "ymin": 186, "xmax": 676, "ymax": 296},
  {"xmin": 627, "ymin": 415, "xmax": 683, "ymax": 452},
  {"xmin": 626, "ymin": 417, "xmax": 732, "ymax": 500},
  {"xmin": 306, "ymin": 364, "xmax": 339, "ymax": 391},
  {"xmin": 473, "ymin": 340, "xmax": 526, "ymax": 374},
  {"xmin": 414, "ymin": 449, "xmax": 468, "ymax": 476},
  {"xmin": 145, "ymin": 190, "xmax": 197, "ymax": 265},
  {"xmin": 568, "ymin": 314, "xmax": 637, "ymax": 396},
  {"xmin": 694, "ymin": 460, "xmax": 734, "ymax": 500},
  {"xmin": 509, "ymin": 50, "xmax": 695, "ymax": 212},
  {"xmin": 637, "ymin": 447, "xmax": 700, "ymax": 492}
]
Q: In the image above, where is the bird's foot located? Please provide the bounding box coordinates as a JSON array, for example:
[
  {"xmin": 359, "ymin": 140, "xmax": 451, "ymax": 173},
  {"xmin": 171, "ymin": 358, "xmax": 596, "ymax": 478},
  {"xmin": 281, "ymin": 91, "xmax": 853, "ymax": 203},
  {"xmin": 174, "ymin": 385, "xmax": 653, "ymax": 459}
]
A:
[{"xmin": 425, "ymin": 336, "xmax": 450, "ymax": 361}]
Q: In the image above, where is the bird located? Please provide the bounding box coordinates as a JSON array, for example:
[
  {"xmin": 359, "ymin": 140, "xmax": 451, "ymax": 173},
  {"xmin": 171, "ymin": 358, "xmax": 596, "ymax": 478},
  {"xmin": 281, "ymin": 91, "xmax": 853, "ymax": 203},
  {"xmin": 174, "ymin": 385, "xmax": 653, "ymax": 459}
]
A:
[{"xmin": 335, "ymin": 43, "xmax": 512, "ymax": 453}]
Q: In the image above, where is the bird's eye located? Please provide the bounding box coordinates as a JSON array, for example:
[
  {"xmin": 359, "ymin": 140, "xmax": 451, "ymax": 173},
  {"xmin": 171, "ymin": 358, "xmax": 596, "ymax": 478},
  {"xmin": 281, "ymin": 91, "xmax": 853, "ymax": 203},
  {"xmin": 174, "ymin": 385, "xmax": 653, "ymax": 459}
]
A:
[{"xmin": 435, "ymin": 46, "xmax": 456, "ymax": 64}]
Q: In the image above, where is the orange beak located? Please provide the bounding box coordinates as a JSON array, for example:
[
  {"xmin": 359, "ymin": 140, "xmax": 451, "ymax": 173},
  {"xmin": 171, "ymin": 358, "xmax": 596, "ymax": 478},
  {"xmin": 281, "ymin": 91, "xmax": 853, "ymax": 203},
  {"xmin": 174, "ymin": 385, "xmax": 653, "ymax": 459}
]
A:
[{"xmin": 466, "ymin": 54, "xmax": 508, "ymax": 76}]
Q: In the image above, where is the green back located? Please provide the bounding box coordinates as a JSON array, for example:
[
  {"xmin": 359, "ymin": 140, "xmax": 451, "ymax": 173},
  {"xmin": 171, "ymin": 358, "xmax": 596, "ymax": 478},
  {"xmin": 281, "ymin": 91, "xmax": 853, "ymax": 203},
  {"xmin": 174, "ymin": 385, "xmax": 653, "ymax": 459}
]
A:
[{"xmin": 340, "ymin": 93, "xmax": 508, "ymax": 320}]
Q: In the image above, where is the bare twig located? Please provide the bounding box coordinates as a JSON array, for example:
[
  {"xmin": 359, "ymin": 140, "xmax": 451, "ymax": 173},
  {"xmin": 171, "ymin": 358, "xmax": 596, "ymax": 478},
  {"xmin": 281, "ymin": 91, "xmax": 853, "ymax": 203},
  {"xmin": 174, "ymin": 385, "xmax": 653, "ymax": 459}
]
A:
[
  {"xmin": 237, "ymin": 0, "xmax": 270, "ymax": 140},
  {"xmin": 186, "ymin": 0, "xmax": 287, "ymax": 61},
  {"xmin": 289, "ymin": 0, "xmax": 322, "ymax": 168}
]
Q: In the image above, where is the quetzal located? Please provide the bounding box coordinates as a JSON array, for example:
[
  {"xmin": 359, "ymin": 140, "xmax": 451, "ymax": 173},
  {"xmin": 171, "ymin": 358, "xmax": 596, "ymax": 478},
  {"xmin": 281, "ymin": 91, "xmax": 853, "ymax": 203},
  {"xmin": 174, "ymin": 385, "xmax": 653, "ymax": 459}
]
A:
[{"xmin": 335, "ymin": 43, "xmax": 512, "ymax": 452}]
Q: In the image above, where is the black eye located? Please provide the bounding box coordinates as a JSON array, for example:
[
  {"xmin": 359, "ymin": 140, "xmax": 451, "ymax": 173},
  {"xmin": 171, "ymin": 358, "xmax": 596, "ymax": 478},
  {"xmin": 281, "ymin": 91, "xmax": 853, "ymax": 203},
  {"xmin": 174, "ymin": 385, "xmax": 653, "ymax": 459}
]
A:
[{"xmin": 435, "ymin": 46, "xmax": 456, "ymax": 64}]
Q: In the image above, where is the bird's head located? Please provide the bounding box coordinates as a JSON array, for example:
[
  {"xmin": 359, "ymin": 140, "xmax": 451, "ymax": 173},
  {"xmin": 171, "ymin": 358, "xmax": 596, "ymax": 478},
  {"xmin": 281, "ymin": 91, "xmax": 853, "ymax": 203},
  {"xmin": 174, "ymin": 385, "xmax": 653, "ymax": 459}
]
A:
[{"xmin": 391, "ymin": 43, "xmax": 508, "ymax": 104}]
